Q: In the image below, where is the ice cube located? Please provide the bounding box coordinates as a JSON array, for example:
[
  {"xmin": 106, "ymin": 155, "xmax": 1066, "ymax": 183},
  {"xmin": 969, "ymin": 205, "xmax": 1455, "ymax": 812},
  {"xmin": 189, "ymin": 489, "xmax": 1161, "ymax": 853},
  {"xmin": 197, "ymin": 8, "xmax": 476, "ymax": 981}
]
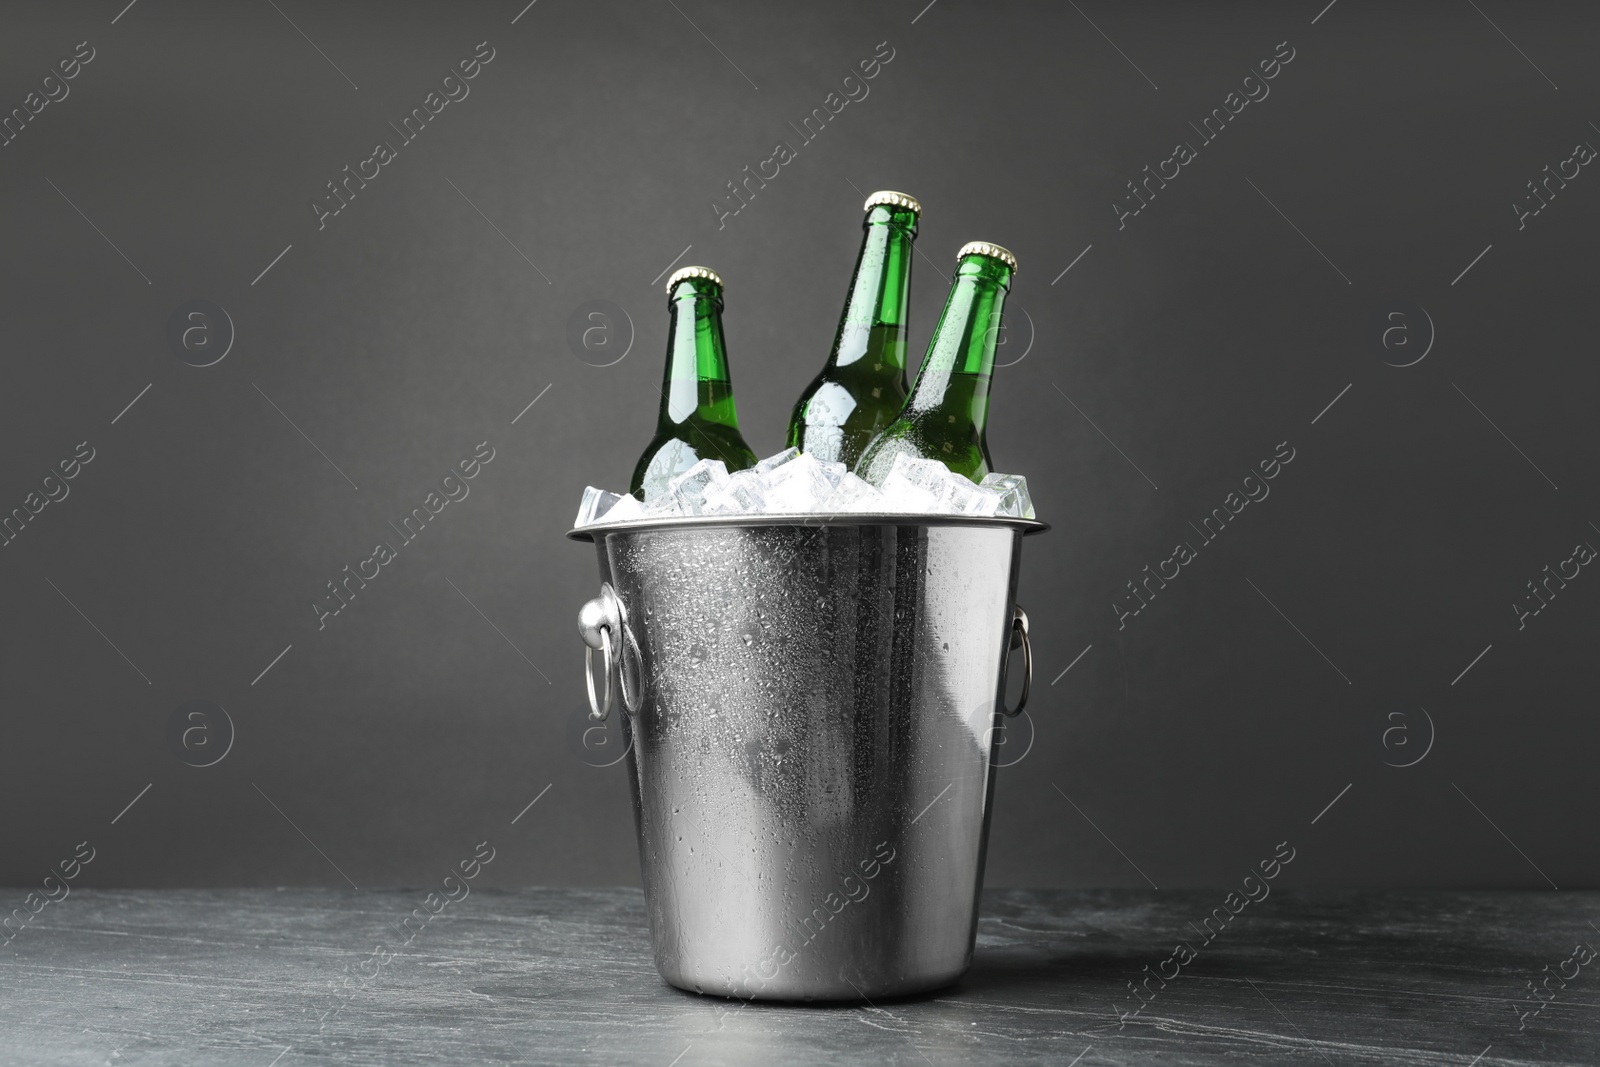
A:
[
  {"xmin": 575, "ymin": 486, "xmax": 622, "ymax": 527},
  {"xmin": 857, "ymin": 442, "xmax": 927, "ymax": 489},
  {"xmin": 980, "ymin": 472, "xmax": 1035, "ymax": 519},
  {"xmin": 764, "ymin": 452, "xmax": 834, "ymax": 513},
  {"xmin": 598, "ymin": 494, "xmax": 645, "ymax": 524},
  {"xmin": 755, "ymin": 447, "xmax": 801, "ymax": 474},
  {"xmin": 642, "ymin": 484, "xmax": 683, "ymax": 516},
  {"xmin": 703, "ymin": 469, "xmax": 766, "ymax": 515},
  {"xmin": 884, "ymin": 454, "xmax": 959, "ymax": 495},
  {"xmin": 877, "ymin": 477, "xmax": 942, "ymax": 513},
  {"xmin": 947, "ymin": 479, "xmax": 1000, "ymax": 516},
  {"xmin": 878, "ymin": 457, "xmax": 946, "ymax": 513},
  {"xmin": 663, "ymin": 458, "xmax": 728, "ymax": 515},
  {"xmin": 819, "ymin": 471, "xmax": 886, "ymax": 513},
  {"xmin": 815, "ymin": 457, "xmax": 848, "ymax": 490},
  {"xmin": 874, "ymin": 454, "xmax": 986, "ymax": 514},
  {"xmin": 638, "ymin": 439, "xmax": 701, "ymax": 502}
]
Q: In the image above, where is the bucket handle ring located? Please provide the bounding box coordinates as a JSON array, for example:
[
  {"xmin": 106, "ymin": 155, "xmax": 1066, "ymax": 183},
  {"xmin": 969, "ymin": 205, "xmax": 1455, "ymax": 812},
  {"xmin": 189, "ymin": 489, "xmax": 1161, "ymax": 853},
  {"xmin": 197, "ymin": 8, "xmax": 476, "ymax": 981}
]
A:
[
  {"xmin": 579, "ymin": 583, "xmax": 642, "ymax": 721},
  {"xmin": 1000, "ymin": 605, "xmax": 1031, "ymax": 718},
  {"xmin": 585, "ymin": 627, "xmax": 615, "ymax": 722},
  {"xmin": 578, "ymin": 584, "xmax": 623, "ymax": 721}
]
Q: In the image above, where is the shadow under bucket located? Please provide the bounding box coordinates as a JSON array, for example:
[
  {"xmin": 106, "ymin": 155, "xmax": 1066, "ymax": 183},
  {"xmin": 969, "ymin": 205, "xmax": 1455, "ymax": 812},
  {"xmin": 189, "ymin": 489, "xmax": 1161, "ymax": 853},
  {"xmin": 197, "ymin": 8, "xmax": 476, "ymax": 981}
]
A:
[{"xmin": 570, "ymin": 513, "xmax": 1047, "ymax": 1001}]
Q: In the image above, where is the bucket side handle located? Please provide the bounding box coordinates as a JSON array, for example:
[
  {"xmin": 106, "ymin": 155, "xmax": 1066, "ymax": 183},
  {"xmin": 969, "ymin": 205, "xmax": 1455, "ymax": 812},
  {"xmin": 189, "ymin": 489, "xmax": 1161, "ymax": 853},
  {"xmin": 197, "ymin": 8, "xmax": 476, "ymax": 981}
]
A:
[
  {"xmin": 578, "ymin": 584, "xmax": 622, "ymax": 721},
  {"xmin": 999, "ymin": 605, "xmax": 1031, "ymax": 718}
]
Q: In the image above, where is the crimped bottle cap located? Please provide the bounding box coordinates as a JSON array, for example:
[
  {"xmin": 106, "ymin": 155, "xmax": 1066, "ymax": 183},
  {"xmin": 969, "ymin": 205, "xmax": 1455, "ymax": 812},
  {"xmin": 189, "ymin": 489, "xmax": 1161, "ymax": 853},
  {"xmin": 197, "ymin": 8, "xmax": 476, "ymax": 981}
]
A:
[
  {"xmin": 958, "ymin": 241, "xmax": 1018, "ymax": 273},
  {"xmin": 665, "ymin": 266, "xmax": 723, "ymax": 293},
  {"xmin": 864, "ymin": 190, "xmax": 922, "ymax": 216}
]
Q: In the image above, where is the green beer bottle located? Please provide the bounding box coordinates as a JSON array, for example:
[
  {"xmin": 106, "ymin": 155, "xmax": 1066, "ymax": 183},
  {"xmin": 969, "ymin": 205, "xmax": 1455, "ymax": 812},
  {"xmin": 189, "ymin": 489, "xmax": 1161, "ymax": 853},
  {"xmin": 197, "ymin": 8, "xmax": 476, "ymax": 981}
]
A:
[
  {"xmin": 854, "ymin": 242, "xmax": 1018, "ymax": 485},
  {"xmin": 786, "ymin": 190, "xmax": 920, "ymax": 467},
  {"xmin": 630, "ymin": 266, "xmax": 757, "ymax": 500}
]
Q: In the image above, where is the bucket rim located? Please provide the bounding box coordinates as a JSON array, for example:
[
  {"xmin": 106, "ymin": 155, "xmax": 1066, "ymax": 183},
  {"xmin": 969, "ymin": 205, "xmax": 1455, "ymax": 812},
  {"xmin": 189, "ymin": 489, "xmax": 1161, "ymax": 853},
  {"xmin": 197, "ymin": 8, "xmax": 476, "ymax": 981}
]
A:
[{"xmin": 567, "ymin": 513, "xmax": 1049, "ymax": 542}]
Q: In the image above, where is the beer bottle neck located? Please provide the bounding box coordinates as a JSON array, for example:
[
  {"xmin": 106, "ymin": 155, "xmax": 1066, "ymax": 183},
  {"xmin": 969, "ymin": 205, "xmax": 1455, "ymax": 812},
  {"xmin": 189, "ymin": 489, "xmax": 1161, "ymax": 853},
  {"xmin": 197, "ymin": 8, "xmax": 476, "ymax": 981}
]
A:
[
  {"xmin": 660, "ymin": 279, "xmax": 737, "ymax": 428},
  {"xmin": 904, "ymin": 255, "xmax": 1012, "ymax": 422},
  {"xmin": 829, "ymin": 204, "xmax": 917, "ymax": 370}
]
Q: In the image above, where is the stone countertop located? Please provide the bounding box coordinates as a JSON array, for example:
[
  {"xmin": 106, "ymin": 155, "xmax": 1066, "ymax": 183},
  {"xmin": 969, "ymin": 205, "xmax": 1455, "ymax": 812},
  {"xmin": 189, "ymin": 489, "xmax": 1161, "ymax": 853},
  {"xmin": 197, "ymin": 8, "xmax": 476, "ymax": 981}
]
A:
[{"xmin": 3, "ymin": 888, "xmax": 1595, "ymax": 1065}]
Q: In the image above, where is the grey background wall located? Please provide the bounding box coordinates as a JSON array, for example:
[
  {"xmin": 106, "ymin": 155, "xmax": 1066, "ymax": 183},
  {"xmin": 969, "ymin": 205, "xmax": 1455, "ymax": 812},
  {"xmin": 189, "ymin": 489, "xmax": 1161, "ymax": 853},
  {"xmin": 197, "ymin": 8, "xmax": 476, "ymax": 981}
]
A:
[{"xmin": 2, "ymin": 0, "xmax": 1595, "ymax": 892}]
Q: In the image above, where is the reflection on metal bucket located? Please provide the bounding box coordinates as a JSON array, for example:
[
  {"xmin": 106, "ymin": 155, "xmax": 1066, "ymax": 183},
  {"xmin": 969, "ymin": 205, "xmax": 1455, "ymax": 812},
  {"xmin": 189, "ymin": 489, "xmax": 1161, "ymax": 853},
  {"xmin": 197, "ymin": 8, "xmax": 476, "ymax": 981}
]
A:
[{"xmin": 572, "ymin": 514, "xmax": 1045, "ymax": 1000}]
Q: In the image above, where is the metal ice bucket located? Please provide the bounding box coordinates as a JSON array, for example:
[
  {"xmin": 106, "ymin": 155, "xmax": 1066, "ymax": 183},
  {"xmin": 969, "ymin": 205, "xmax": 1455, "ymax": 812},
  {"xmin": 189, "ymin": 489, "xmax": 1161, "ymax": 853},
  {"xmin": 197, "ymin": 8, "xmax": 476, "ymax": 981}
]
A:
[{"xmin": 570, "ymin": 514, "xmax": 1045, "ymax": 1001}]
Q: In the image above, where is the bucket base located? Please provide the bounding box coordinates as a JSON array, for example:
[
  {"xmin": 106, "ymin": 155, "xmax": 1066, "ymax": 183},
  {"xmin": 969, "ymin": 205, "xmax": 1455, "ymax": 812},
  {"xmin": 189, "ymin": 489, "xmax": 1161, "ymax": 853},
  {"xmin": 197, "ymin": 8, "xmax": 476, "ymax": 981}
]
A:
[{"xmin": 662, "ymin": 961, "xmax": 970, "ymax": 1003}]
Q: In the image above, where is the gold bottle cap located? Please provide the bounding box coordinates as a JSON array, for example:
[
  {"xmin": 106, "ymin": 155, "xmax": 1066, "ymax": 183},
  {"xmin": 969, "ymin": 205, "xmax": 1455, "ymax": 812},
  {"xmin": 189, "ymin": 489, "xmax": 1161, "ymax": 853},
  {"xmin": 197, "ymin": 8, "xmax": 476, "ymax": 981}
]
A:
[
  {"xmin": 864, "ymin": 190, "xmax": 922, "ymax": 216},
  {"xmin": 665, "ymin": 265, "xmax": 723, "ymax": 293},
  {"xmin": 957, "ymin": 241, "xmax": 1018, "ymax": 273}
]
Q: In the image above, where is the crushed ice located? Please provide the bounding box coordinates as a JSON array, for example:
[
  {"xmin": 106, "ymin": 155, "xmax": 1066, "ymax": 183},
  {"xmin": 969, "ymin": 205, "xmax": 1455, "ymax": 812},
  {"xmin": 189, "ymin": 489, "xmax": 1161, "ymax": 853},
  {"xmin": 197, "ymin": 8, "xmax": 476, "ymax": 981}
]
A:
[{"xmin": 574, "ymin": 448, "xmax": 1034, "ymax": 528}]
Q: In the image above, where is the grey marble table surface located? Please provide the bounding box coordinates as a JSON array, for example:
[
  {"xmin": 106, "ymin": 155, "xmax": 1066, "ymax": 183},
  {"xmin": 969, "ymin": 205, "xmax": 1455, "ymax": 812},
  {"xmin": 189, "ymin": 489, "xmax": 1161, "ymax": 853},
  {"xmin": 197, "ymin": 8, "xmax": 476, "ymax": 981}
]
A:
[{"xmin": 2, "ymin": 888, "xmax": 1595, "ymax": 1065}]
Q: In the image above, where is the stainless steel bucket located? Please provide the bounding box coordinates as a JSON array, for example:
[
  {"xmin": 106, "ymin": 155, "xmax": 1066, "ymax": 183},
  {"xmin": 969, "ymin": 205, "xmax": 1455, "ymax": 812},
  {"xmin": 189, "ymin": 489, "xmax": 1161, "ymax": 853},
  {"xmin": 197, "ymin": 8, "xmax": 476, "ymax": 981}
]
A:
[{"xmin": 570, "ymin": 514, "xmax": 1045, "ymax": 1001}]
